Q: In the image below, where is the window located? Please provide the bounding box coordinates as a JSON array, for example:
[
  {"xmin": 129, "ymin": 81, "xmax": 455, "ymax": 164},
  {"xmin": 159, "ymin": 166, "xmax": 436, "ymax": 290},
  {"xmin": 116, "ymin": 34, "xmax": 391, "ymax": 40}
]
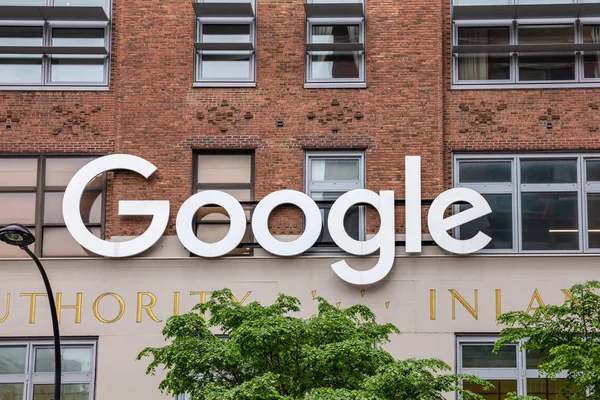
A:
[
  {"xmin": 457, "ymin": 337, "xmax": 569, "ymax": 399},
  {"xmin": 194, "ymin": 152, "xmax": 254, "ymax": 255},
  {"xmin": 305, "ymin": 151, "xmax": 365, "ymax": 248},
  {"xmin": 0, "ymin": 1, "xmax": 111, "ymax": 89},
  {"xmin": 453, "ymin": 154, "xmax": 600, "ymax": 253},
  {"xmin": 0, "ymin": 156, "xmax": 104, "ymax": 258},
  {"xmin": 451, "ymin": 0, "xmax": 600, "ymax": 88},
  {"xmin": 0, "ymin": 340, "xmax": 97, "ymax": 400},
  {"xmin": 304, "ymin": 0, "xmax": 366, "ymax": 88},
  {"xmin": 193, "ymin": 0, "xmax": 256, "ymax": 87}
]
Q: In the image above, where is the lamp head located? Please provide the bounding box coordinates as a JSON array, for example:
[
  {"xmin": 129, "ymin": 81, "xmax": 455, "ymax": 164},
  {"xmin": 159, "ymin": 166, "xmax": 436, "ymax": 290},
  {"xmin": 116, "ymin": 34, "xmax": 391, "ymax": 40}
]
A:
[{"xmin": 0, "ymin": 224, "xmax": 35, "ymax": 247}]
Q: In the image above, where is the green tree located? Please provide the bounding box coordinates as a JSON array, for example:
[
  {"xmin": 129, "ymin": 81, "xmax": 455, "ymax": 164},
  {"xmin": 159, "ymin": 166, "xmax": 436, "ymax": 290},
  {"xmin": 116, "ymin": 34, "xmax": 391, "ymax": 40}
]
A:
[
  {"xmin": 495, "ymin": 281, "xmax": 600, "ymax": 400},
  {"xmin": 138, "ymin": 288, "xmax": 487, "ymax": 400}
]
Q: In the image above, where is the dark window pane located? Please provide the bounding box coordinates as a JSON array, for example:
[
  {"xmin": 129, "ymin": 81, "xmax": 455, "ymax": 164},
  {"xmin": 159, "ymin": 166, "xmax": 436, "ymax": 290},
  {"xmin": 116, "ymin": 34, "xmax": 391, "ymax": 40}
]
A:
[
  {"xmin": 584, "ymin": 53, "xmax": 600, "ymax": 79},
  {"xmin": 587, "ymin": 193, "xmax": 600, "ymax": 248},
  {"xmin": 458, "ymin": 27, "xmax": 509, "ymax": 45},
  {"xmin": 525, "ymin": 349, "xmax": 546, "ymax": 369},
  {"xmin": 312, "ymin": 25, "xmax": 360, "ymax": 43},
  {"xmin": 52, "ymin": 28, "xmax": 104, "ymax": 47},
  {"xmin": 518, "ymin": 25, "xmax": 574, "ymax": 44},
  {"xmin": 459, "ymin": 194, "xmax": 513, "ymax": 250},
  {"xmin": 202, "ymin": 24, "xmax": 250, "ymax": 43},
  {"xmin": 459, "ymin": 161, "xmax": 512, "ymax": 183},
  {"xmin": 311, "ymin": 53, "xmax": 360, "ymax": 79},
  {"xmin": 520, "ymin": 160, "xmax": 577, "ymax": 184},
  {"xmin": 0, "ymin": 26, "xmax": 43, "ymax": 46},
  {"xmin": 33, "ymin": 384, "xmax": 89, "ymax": 400},
  {"xmin": 462, "ymin": 344, "xmax": 517, "ymax": 368},
  {"xmin": 0, "ymin": 383, "xmax": 24, "ymax": 400},
  {"xmin": 527, "ymin": 378, "xmax": 570, "ymax": 398},
  {"xmin": 463, "ymin": 380, "xmax": 518, "ymax": 399},
  {"xmin": 201, "ymin": 54, "xmax": 250, "ymax": 79},
  {"xmin": 312, "ymin": 192, "xmax": 360, "ymax": 243},
  {"xmin": 586, "ymin": 160, "xmax": 600, "ymax": 181},
  {"xmin": 457, "ymin": 54, "xmax": 511, "ymax": 80},
  {"xmin": 519, "ymin": 55, "xmax": 575, "ymax": 81},
  {"xmin": 521, "ymin": 192, "xmax": 579, "ymax": 251}
]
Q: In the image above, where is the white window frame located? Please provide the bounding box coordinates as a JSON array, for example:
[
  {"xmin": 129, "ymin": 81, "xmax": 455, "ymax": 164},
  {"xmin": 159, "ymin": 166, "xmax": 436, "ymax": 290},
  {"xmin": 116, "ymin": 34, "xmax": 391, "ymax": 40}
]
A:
[
  {"xmin": 193, "ymin": 0, "xmax": 256, "ymax": 88},
  {"xmin": 304, "ymin": 0, "xmax": 366, "ymax": 89},
  {"xmin": 305, "ymin": 151, "xmax": 366, "ymax": 247},
  {"xmin": 0, "ymin": 339, "xmax": 97, "ymax": 400},
  {"xmin": 0, "ymin": 0, "xmax": 112, "ymax": 91},
  {"xmin": 454, "ymin": 153, "xmax": 600, "ymax": 254},
  {"xmin": 457, "ymin": 336, "xmax": 568, "ymax": 398}
]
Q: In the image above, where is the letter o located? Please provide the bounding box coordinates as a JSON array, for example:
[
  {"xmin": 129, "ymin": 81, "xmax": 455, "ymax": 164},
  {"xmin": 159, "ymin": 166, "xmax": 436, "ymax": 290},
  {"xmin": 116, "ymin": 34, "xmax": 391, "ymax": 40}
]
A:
[
  {"xmin": 93, "ymin": 293, "xmax": 125, "ymax": 324},
  {"xmin": 176, "ymin": 191, "xmax": 247, "ymax": 257},
  {"xmin": 252, "ymin": 190, "xmax": 322, "ymax": 256}
]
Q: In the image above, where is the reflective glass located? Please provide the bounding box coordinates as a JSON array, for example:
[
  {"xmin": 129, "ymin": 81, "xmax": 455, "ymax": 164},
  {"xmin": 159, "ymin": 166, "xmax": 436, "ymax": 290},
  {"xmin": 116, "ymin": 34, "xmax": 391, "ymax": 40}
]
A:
[
  {"xmin": 0, "ymin": 240, "xmax": 36, "ymax": 258},
  {"xmin": 311, "ymin": 192, "xmax": 359, "ymax": 243},
  {"xmin": 518, "ymin": 25, "xmax": 574, "ymax": 44},
  {"xmin": 197, "ymin": 155, "xmax": 252, "ymax": 184},
  {"xmin": 197, "ymin": 189, "xmax": 252, "ymax": 222},
  {"xmin": 459, "ymin": 161, "xmax": 512, "ymax": 183},
  {"xmin": 520, "ymin": 160, "xmax": 577, "ymax": 184},
  {"xmin": 462, "ymin": 344, "xmax": 517, "ymax": 368},
  {"xmin": 33, "ymin": 384, "xmax": 89, "ymax": 400},
  {"xmin": 518, "ymin": 55, "xmax": 575, "ymax": 81},
  {"xmin": 202, "ymin": 25, "xmax": 250, "ymax": 43},
  {"xmin": 463, "ymin": 380, "xmax": 518, "ymax": 400},
  {"xmin": 525, "ymin": 349, "xmax": 546, "ymax": 369},
  {"xmin": 312, "ymin": 25, "xmax": 360, "ymax": 44},
  {"xmin": 586, "ymin": 160, "xmax": 600, "ymax": 181},
  {"xmin": 459, "ymin": 194, "xmax": 513, "ymax": 249},
  {"xmin": 0, "ymin": 58, "xmax": 42, "ymax": 84},
  {"xmin": 521, "ymin": 192, "xmax": 579, "ymax": 251},
  {"xmin": 454, "ymin": 0, "xmax": 508, "ymax": 4},
  {"xmin": 0, "ymin": 193, "xmax": 36, "ymax": 225},
  {"xmin": 35, "ymin": 347, "xmax": 91, "ymax": 372},
  {"xmin": 50, "ymin": 57, "xmax": 105, "ymax": 83},
  {"xmin": 457, "ymin": 54, "xmax": 511, "ymax": 81},
  {"xmin": 458, "ymin": 26, "xmax": 509, "ymax": 45},
  {"xmin": 52, "ymin": 28, "xmax": 104, "ymax": 47},
  {"xmin": 44, "ymin": 191, "xmax": 102, "ymax": 224},
  {"xmin": 54, "ymin": 0, "xmax": 107, "ymax": 6},
  {"xmin": 311, "ymin": 159, "xmax": 360, "ymax": 181},
  {"xmin": 45, "ymin": 157, "xmax": 101, "ymax": 187},
  {"xmin": 527, "ymin": 378, "xmax": 570, "ymax": 399},
  {"xmin": 311, "ymin": 53, "xmax": 360, "ymax": 79},
  {"xmin": 201, "ymin": 54, "xmax": 250, "ymax": 79},
  {"xmin": 0, "ymin": 383, "xmax": 24, "ymax": 400},
  {"xmin": 0, "ymin": 158, "xmax": 37, "ymax": 187},
  {"xmin": 0, "ymin": 346, "xmax": 26, "ymax": 374},
  {"xmin": 0, "ymin": 0, "xmax": 42, "ymax": 4},
  {"xmin": 584, "ymin": 53, "xmax": 600, "ymax": 79},
  {"xmin": 42, "ymin": 227, "xmax": 100, "ymax": 257},
  {"xmin": 587, "ymin": 193, "xmax": 600, "ymax": 248},
  {"xmin": 0, "ymin": 26, "xmax": 42, "ymax": 46},
  {"xmin": 196, "ymin": 224, "xmax": 251, "ymax": 255}
]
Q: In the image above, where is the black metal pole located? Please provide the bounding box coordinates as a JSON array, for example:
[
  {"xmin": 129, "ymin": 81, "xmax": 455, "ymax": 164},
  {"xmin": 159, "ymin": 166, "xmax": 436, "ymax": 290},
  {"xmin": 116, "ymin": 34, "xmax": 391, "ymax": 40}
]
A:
[{"xmin": 21, "ymin": 246, "xmax": 61, "ymax": 400}]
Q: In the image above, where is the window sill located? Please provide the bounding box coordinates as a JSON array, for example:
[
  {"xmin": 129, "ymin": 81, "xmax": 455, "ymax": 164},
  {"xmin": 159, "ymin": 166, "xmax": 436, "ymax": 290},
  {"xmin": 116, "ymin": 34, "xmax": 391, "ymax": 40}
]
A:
[
  {"xmin": 0, "ymin": 85, "xmax": 109, "ymax": 91},
  {"xmin": 304, "ymin": 82, "xmax": 367, "ymax": 89},
  {"xmin": 451, "ymin": 82, "xmax": 600, "ymax": 90},
  {"xmin": 193, "ymin": 82, "xmax": 256, "ymax": 88}
]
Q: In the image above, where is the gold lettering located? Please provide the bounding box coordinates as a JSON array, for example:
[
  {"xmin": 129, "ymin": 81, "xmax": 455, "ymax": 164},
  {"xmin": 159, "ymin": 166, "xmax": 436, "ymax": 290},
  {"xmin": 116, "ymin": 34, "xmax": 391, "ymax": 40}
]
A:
[
  {"xmin": 495, "ymin": 289, "xmax": 502, "ymax": 320},
  {"xmin": 136, "ymin": 292, "xmax": 162, "ymax": 323},
  {"xmin": 0, "ymin": 294, "xmax": 9, "ymax": 323},
  {"xmin": 56, "ymin": 292, "xmax": 82, "ymax": 324},
  {"xmin": 449, "ymin": 289, "xmax": 478, "ymax": 320},
  {"xmin": 561, "ymin": 289, "xmax": 573, "ymax": 301},
  {"xmin": 430, "ymin": 289, "xmax": 436, "ymax": 320},
  {"xmin": 21, "ymin": 293, "xmax": 47, "ymax": 324},
  {"xmin": 231, "ymin": 291, "xmax": 252, "ymax": 305},
  {"xmin": 190, "ymin": 291, "xmax": 212, "ymax": 319},
  {"xmin": 93, "ymin": 292, "xmax": 125, "ymax": 324},
  {"xmin": 526, "ymin": 289, "xmax": 545, "ymax": 314},
  {"xmin": 173, "ymin": 292, "xmax": 180, "ymax": 316}
]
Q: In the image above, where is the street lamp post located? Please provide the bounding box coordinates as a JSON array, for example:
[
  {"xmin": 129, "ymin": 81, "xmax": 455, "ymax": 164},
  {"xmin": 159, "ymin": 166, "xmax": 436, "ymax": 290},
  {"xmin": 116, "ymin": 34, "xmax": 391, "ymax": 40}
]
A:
[{"xmin": 0, "ymin": 224, "xmax": 61, "ymax": 400}]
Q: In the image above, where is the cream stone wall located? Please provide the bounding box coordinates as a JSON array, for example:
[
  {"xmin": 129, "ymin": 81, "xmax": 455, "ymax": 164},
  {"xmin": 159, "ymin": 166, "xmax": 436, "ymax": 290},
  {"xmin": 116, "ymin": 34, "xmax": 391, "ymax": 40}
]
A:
[{"xmin": 0, "ymin": 252, "xmax": 597, "ymax": 399}]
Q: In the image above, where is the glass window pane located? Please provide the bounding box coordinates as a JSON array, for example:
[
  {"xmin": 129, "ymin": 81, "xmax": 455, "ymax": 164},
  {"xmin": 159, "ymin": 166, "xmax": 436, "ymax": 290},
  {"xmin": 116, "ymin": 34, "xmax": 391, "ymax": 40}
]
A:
[
  {"xmin": 50, "ymin": 57, "xmax": 105, "ymax": 83},
  {"xmin": 525, "ymin": 349, "xmax": 546, "ymax": 369},
  {"xmin": 459, "ymin": 194, "xmax": 513, "ymax": 250},
  {"xmin": 45, "ymin": 158, "xmax": 101, "ymax": 187},
  {"xmin": 44, "ymin": 191, "xmax": 102, "ymax": 224},
  {"xmin": 311, "ymin": 192, "xmax": 360, "ymax": 243},
  {"xmin": 463, "ymin": 380, "xmax": 518, "ymax": 400},
  {"xmin": 518, "ymin": 25, "xmax": 574, "ymax": 44},
  {"xmin": 202, "ymin": 25, "xmax": 250, "ymax": 43},
  {"xmin": 0, "ymin": 239, "xmax": 36, "ymax": 258},
  {"xmin": 311, "ymin": 159, "xmax": 360, "ymax": 181},
  {"xmin": 196, "ymin": 224, "xmax": 251, "ymax": 255},
  {"xmin": 584, "ymin": 53, "xmax": 600, "ymax": 79},
  {"xmin": 0, "ymin": 193, "xmax": 36, "ymax": 225},
  {"xmin": 522, "ymin": 192, "xmax": 579, "ymax": 251},
  {"xmin": 458, "ymin": 27, "xmax": 509, "ymax": 45},
  {"xmin": 33, "ymin": 384, "xmax": 89, "ymax": 400},
  {"xmin": 0, "ymin": 57, "xmax": 43, "ymax": 84},
  {"xmin": 527, "ymin": 378, "xmax": 570, "ymax": 399},
  {"xmin": 462, "ymin": 344, "xmax": 517, "ymax": 368},
  {"xmin": 196, "ymin": 189, "xmax": 252, "ymax": 221},
  {"xmin": 0, "ymin": 383, "xmax": 24, "ymax": 400},
  {"xmin": 310, "ymin": 53, "xmax": 360, "ymax": 79},
  {"xmin": 52, "ymin": 28, "xmax": 105, "ymax": 47},
  {"xmin": 197, "ymin": 155, "xmax": 252, "ymax": 184},
  {"xmin": 518, "ymin": 55, "xmax": 575, "ymax": 81},
  {"xmin": 586, "ymin": 160, "xmax": 600, "ymax": 181},
  {"xmin": 0, "ymin": 346, "xmax": 26, "ymax": 374},
  {"xmin": 520, "ymin": 160, "xmax": 577, "ymax": 184},
  {"xmin": 312, "ymin": 25, "xmax": 360, "ymax": 44},
  {"xmin": 201, "ymin": 54, "xmax": 250, "ymax": 79},
  {"xmin": 0, "ymin": 158, "xmax": 37, "ymax": 187},
  {"xmin": 54, "ymin": 0, "xmax": 107, "ymax": 6},
  {"xmin": 0, "ymin": 26, "xmax": 43, "ymax": 46},
  {"xmin": 457, "ymin": 54, "xmax": 511, "ymax": 81},
  {"xmin": 42, "ymin": 227, "xmax": 100, "ymax": 257},
  {"xmin": 0, "ymin": 0, "xmax": 43, "ymax": 4},
  {"xmin": 35, "ymin": 347, "xmax": 91, "ymax": 373},
  {"xmin": 459, "ymin": 161, "xmax": 512, "ymax": 183},
  {"xmin": 587, "ymin": 193, "xmax": 600, "ymax": 248}
]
